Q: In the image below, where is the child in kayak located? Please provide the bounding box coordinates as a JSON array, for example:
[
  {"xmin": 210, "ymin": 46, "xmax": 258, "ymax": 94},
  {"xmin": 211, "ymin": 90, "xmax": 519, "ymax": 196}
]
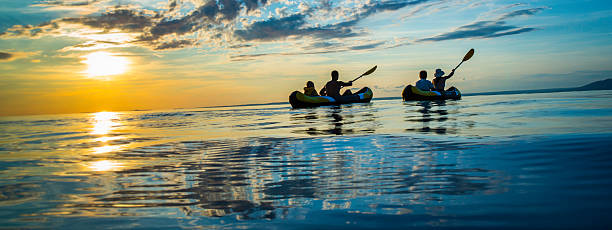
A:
[
  {"xmin": 303, "ymin": 81, "xmax": 319, "ymax": 96},
  {"xmin": 415, "ymin": 70, "xmax": 435, "ymax": 91},
  {"xmin": 432, "ymin": 68, "xmax": 455, "ymax": 92}
]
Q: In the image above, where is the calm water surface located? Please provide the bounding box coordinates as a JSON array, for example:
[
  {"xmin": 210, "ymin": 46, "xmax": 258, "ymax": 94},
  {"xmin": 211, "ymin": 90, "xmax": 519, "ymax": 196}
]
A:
[{"xmin": 1, "ymin": 91, "xmax": 612, "ymax": 229}]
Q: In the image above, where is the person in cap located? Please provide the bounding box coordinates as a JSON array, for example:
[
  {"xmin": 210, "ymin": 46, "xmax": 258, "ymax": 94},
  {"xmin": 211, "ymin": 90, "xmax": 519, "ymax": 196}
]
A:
[{"xmin": 432, "ymin": 68, "xmax": 455, "ymax": 92}]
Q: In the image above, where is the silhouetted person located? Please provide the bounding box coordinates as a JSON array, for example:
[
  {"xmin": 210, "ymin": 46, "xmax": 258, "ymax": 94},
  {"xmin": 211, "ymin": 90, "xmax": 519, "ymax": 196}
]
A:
[
  {"xmin": 415, "ymin": 70, "xmax": 435, "ymax": 91},
  {"xmin": 432, "ymin": 68, "xmax": 455, "ymax": 92},
  {"xmin": 303, "ymin": 81, "xmax": 319, "ymax": 96},
  {"xmin": 319, "ymin": 70, "xmax": 353, "ymax": 99}
]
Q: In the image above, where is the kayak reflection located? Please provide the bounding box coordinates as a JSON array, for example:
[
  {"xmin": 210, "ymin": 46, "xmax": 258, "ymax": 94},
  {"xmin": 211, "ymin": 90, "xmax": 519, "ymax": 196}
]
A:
[
  {"xmin": 404, "ymin": 100, "xmax": 460, "ymax": 135},
  {"xmin": 291, "ymin": 105, "xmax": 379, "ymax": 136}
]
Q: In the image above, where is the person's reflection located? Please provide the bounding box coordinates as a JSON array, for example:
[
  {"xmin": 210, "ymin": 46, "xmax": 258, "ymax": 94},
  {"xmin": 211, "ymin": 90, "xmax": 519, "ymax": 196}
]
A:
[
  {"xmin": 292, "ymin": 104, "xmax": 380, "ymax": 135},
  {"xmin": 291, "ymin": 110, "xmax": 320, "ymax": 135},
  {"xmin": 416, "ymin": 101, "xmax": 433, "ymax": 122},
  {"xmin": 290, "ymin": 106, "xmax": 354, "ymax": 135},
  {"xmin": 303, "ymin": 112, "xmax": 318, "ymax": 122},
  {"xmin": 328, "ymin": 107, "xmax": 352, "ymax": 135},
  {"xmin": 405, "ymin": 100, "xmax": 449, "ymax": 134}
]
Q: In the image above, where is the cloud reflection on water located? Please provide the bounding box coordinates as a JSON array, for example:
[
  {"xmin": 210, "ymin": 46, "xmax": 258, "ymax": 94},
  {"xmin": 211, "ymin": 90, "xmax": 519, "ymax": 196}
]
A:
[{"xmin": 42, "ymin": 135, "xmax": 501, "ymax": 221}]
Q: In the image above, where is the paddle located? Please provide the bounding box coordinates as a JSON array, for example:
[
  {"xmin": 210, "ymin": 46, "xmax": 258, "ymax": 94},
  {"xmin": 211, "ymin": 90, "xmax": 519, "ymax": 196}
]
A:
[
  {"xmin": 350, "ymin": 65, "xmax": 378, "ymax": 82},
  {"xmin": 453, "ymin": 48, "xmax": 475, "ymax": 71}
]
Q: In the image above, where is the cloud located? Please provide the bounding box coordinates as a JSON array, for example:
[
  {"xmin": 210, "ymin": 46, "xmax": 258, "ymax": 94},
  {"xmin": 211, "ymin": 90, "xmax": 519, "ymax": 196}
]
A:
[
  {"xmin": 0, "ymin": 1, "xmax": 547, "ymax": 55},
  {"xmin": 35, "ymin": 0, "xmax": 101, "ymax": 7},
  {"xmin": 418, "ymin": 20, "xmax": 536, "ymax": 42},
  {"xmin": 350, "ymin": 41, "xmax": 386, "ymax": 50},
  {"xmin": 0, "ymin": 52, "xmax": 13, "ymax": 61},
  {"xmin": 30, "ymin": 0, "xmax": 103, "ymax": 14},
  {"xmin": 243, "ymin": 0, "xmax": 268, "ymax": 12},
  {"xmin": 60, "ymin": 9, "xmax": 153, "ymax": 33},
  {"xmin": 168, "ymin": 0, "xmax": 178, "ymax": 12},
  {"xmin": 228, "ymin": 44, "xmax": 253, "ymax": 49},
  {"xmin": 229, "ymin": 50, "xmax": 339, "ymax": 61},
  {"xmin": 231, "ymin": 3, "xmax": 546, "ymax": 59},
  {"xmin": 418, "ymin": 7, "xmax": 545, "ymax": 42},
  {"xmin": 138, "ymin": 0, "xmax": 270, "ymax": 43},
  {"xmin": 233, "ymin": 14, "xmax": 359, "ymax": 41},
  {"xmin": 60, "ymin": 40, "xmax": 128, "ymax": 51},
  {"xmin": 499, "ymin": 7, "xmax": 547, "ymax": 20},
  {"xmin": 400, "ymin": 0, "xmax": 445, "ymax": 20},
  {"xmin": 304, "ymin": 41, "xmax": 341, "ymax": 49},
  {"xmin": 230, "ymin": 40, "xmax": 389, "ymax": 61},
  {"xmin": 2, "ymin": 0, "xmax": 271, "ymax": 49},
  {"xmin": 0, "ymin": 51, "xmax": 36, "ymax": 62},
  {"xmin": 154, "ymin": 39, "xmax": 196, "ymax": 50},
  {"xmin": 233, "ymin": 13, "xmax": 361, "ymax": 41},
  {"xmin": 234, "ymin": 0, "xmax": 437, "ymax": 42},
  {"xmin": 1, "ymin": 8, "xmax": 152, "ymax": 39},
  {"xmin": 359, "ymin": 0, "xmax": 434, "ymax": 19},
  {"xmin": 0, "ymin": 0, "xmax": 450, "ymax": 51}
]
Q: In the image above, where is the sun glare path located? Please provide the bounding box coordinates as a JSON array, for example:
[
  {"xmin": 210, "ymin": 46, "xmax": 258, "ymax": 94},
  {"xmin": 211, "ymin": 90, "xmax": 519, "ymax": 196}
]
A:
[
  {"xmin": 91, "ymin": 112, "xmax": 120, "ymax": 135},
  {"xmin": 87, "ymin": 160, "xmax": 124, "ymax": 172},
  {"xmin": 92, "ymin": 144, "xmax": 127, "ymax": 154},
  {"xmin": 82, "ymin": 51, "xmax": 130, "ymax": 78}
]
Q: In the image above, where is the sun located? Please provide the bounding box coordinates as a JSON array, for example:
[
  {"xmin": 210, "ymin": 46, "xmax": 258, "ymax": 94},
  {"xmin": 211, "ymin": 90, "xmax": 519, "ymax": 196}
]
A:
[{"xmin": 82, "ymin": 51, "xmax": 130, "ymax": 78}]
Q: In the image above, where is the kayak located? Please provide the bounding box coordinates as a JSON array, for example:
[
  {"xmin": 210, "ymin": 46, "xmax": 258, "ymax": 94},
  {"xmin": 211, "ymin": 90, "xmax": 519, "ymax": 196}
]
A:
[
  {"xmin": 402, "ymin": 85, "xmax": 461, "ymax": 101},
  {"xmin": 289, "ymin": 87, "xmax": 373, "ymax": 108}
]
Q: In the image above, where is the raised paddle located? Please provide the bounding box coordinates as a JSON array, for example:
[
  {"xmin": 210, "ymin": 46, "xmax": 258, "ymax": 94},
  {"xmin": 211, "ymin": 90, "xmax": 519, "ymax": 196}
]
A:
[
  {"xmin": 453, "ymin": 48, "xmax": 475, "ymax": 71},
  {"xmin": 351, "ymin": 65, "xmax": 378, "ymax": 82}
]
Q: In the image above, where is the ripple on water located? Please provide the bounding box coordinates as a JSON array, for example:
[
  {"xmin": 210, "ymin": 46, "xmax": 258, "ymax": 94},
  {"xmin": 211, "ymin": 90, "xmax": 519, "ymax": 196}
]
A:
[{"xmin": 0, "ymin": 91, "xmax": 611, "ymax": 229}]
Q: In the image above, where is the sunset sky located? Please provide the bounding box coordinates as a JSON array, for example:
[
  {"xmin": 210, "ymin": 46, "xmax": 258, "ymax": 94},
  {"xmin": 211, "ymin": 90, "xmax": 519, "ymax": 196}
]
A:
[{"xmin": 1, "ymin": 0, "xmax": 611, "ymax": 116}]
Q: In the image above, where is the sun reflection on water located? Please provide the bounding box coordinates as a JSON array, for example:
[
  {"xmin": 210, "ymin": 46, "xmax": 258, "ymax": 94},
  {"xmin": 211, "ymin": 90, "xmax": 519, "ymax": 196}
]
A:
[
  {"xmin": 89, "ymin": 112, "xmax": 127, "ymax": 154},
  {"xmin": 91, "ymin": 111, "xmax": 119, "ymax": 135},
  {"xmin": 87, "ymin": 160, "xmax": 124, "ymax": 172},
  {"xmin": 92, "ymin": 145, "xmax": 126, "ymax": 154},
  {"xmin": 93, "ymin": 136, "xmax": 123, "ymax": 143}
]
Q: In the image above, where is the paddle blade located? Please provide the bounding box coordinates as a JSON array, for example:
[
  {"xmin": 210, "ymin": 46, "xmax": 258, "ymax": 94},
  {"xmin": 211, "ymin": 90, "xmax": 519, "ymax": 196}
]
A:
[
  {"xmin": 462, "ymin": 49, "xmax": 475, "ymax": 62},
  {"xmin": 363, "ymin": 65, "xmax": 377, "ymax": 76}
]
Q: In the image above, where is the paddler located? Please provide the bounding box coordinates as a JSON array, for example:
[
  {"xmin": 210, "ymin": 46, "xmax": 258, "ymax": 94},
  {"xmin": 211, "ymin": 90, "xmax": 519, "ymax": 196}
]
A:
[
  {"xmin": 432, "ymin": 68, "xmax": 455, "ymax": 92},
  {"xmin": 319, "ymin": 70, "xmax": 353, "ymax": 99}
]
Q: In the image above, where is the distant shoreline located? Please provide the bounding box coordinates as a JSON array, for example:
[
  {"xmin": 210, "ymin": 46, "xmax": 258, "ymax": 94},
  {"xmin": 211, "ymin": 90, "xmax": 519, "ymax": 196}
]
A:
[{"xmin": 463, "ymin": 78, "xmax": 612, "ymax": 96}]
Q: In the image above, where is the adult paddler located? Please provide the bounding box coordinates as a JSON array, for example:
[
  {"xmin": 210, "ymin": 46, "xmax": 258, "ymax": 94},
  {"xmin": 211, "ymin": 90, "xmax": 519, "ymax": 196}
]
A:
[{"xmin": 319, "ymin": 70, "xmax": 353, "ymax": 99}]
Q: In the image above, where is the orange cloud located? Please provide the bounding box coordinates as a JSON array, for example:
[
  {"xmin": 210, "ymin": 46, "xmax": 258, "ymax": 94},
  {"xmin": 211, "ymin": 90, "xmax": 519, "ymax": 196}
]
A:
[{"xmin": 0, "ymin": 51, "xmax": 37, "ymax": 62}]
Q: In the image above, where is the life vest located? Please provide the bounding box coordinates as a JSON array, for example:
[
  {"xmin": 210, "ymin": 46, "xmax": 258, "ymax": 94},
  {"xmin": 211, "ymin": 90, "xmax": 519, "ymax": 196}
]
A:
[{"xmin": 303, "ymin": 87, "xmax": 319, "ymax": 96}]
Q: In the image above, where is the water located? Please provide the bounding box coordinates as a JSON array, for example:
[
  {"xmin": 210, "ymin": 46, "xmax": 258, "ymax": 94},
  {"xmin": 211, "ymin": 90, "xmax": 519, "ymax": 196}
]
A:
[{"xmin": 1, "ymin": 90, "xmax": 612, "ymax": 229}]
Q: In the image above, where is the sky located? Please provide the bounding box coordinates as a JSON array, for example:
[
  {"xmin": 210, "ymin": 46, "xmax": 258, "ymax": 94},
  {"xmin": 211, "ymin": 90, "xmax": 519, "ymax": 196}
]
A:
[{"xmin": 0, "ymin": 0, "xmax": 611, "ymax": 116}]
